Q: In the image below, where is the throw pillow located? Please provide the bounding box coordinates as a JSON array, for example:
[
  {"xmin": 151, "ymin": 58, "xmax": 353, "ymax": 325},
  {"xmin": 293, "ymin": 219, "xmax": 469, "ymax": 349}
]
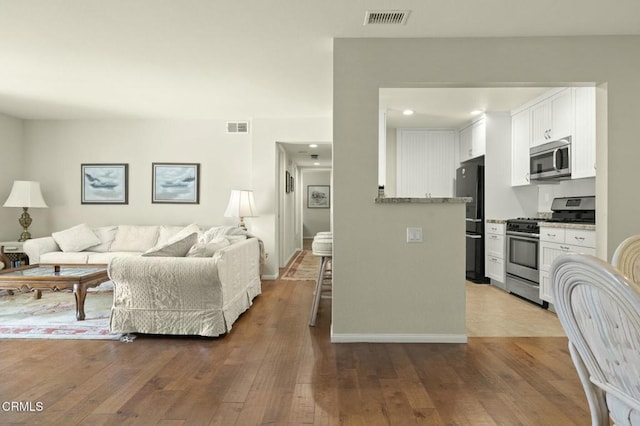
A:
[
  {"xmin": 110, "ymin": 225, "xmax": 160, "ymax": 252},
  {"xmin": 142, "ymin": 232, "xmax": 198, "ymax": 257},
  {"xmin": 52, "ymin": 224, "xmax": 102, "ymax": 252},
  {"xmin": 88, "ymin": 226, "xmax": 118, "ymax": 252},
  {"xmin": 186, "ymin": 237, "xmax": 230, "ymax": 257},
  {"xmin": 157, "ymin": 223, "xmax": 201, "ymax": 246}
]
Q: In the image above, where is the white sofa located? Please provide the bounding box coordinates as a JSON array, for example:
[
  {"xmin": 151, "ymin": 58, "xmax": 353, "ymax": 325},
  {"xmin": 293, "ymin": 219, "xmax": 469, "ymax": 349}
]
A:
[{"xmin": 23, "ymin": 224, "xmax": 262, "ymax": 337}]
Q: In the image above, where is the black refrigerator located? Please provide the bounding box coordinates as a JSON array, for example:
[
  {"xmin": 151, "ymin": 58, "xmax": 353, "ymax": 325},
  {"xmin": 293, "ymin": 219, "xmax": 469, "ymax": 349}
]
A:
[{"xmin": 456, "ymin": 162, "xmax": 488, "ymax": 283}]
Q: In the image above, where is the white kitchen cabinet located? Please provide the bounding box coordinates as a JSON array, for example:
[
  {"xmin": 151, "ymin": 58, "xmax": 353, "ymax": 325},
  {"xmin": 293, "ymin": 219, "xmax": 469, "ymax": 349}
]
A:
[
  {"xmin": 485, "ymin": 222, "xmax": 506, "ymax": 288},
  {"xmin": 459, "ymin": 125, "xmax": 473, "ymax": 163},
  {"xmin": 396, "ymin": 129, "xmax": 457, "ymax": 197},
  {"xmin": 459, "ymin": 117, "xmax": 486, "ymax": 163},
  {"xmin": 510, "ymin": 109, "xmax": 531, "ymax": 186},
  {"xmin": 539, "ymin": 226, "xmax": 596, "ymax": 303},
  {"xmin": 530, "ymin": 88, "xmax": 573, "ymax": 147},
  {"xmin": 572, "ymin": 87, "xmax": 597, "ymax": 179}
]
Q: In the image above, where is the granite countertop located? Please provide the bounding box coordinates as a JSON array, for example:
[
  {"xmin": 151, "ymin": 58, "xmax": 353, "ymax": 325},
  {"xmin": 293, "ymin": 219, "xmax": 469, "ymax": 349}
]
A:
[
  {"xmin": 375, "ymin": 197, "xmax": 472, "ymax": 204},
  {"xmin": 486, "ymin": 219, "xmax": 507, "ymax": 224},
  {"xmin": 539, "ymin": 222, "xmax": 596, "ymax": 231}
]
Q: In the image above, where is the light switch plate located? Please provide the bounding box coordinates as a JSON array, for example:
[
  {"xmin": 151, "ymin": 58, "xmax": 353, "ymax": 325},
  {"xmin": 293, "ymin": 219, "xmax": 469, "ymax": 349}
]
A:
[{"xmin": 406, "ymin": 227, "xmax": 423, "ymax": 243}]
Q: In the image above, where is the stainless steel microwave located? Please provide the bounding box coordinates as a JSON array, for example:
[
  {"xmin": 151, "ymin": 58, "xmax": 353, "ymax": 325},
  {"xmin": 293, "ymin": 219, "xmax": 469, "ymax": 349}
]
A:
[{"xmin": 530, "ymin": 138, "xmax": 571, "ymax": 181}]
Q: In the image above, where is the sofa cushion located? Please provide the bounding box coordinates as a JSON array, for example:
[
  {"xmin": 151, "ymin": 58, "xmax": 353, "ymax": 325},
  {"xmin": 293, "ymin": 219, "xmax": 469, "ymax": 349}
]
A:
[
  {"xmin": 157, "ymin": 224, "xmax": 201, "ymax": 247},
  {"xmin": 186, "ymin": 237, "xmax": 231, "ymax": 257},
  {"xmin": 226, "ymin": 235, "xmax": 247, "ymax": 244},
  {"xmin": 40, "ymin": 251, "xmax": 90, "ymax": 264},
  {"xmin": 87, "ymin": 251, "xmax": 142, "ymax": 264},
  {"xmin": 110, "ymin": 226, "xmax": 159, "ymax": 252},
  {"xmin": 88, "ymin": 226, "xmax": 118, "ymax": 252},
  {"xmin": 52, "ymin": 224, "xmax": 101, "ymax": 253},
  {"xmin": 142, "ymin": 232, "xmax": 198, "ymax": 257}
]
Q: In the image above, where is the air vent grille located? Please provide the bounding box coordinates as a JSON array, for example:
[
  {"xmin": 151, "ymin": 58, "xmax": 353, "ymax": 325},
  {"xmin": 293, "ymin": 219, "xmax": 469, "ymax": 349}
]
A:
[
  {"xmin": 226, "ymin": 121, "xmax": 250, "ymax": 134},
  {"xmin": 364, "ymin": 10, "xmax": 410, "ymax": 25}
]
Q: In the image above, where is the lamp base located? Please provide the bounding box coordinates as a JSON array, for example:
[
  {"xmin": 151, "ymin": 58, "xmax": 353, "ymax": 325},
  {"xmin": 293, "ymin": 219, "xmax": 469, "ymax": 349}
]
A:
[
  {"xmin": 17, "ymin": 207, "xmax": 32, "ymax": 242},
  {"xmin": 238, "ymin": 217, "xmax": 247, "ymax": 231}
]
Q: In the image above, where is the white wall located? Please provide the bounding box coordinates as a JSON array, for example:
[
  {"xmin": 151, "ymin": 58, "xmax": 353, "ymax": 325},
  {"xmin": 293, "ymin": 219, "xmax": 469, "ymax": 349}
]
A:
[
  {"xmin": 302, "ymin": 169, "xmax": 331, "ymax": 238},
  {"xmin": 333, "ymin": 35, "xmax": 640, "ymax": 341},
  {"xmin": 22, "ymin": 119, "xmax": 252, "ymax": 237},
  {"xmin": 0, "ymin": 113, "xmax": 25, "ymax": 241}
]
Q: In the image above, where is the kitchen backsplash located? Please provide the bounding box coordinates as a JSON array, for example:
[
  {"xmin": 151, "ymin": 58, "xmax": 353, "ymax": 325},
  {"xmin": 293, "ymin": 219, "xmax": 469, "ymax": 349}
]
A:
[{"xmin": 537, "ymin": 177, "xmax": 596, "ymax": 212}]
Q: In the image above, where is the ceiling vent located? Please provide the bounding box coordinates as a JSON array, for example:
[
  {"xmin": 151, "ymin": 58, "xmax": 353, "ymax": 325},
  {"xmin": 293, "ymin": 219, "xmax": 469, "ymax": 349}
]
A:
[
  {"xmin": 364, "ymin": 10, "xmax": 411, "ymax": 25},
  {"xmin": 226, "ymin": 121, "xmax": 249, "ymax": 134}
]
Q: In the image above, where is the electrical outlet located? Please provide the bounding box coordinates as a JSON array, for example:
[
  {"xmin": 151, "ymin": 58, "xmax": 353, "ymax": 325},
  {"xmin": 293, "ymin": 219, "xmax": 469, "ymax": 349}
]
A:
[{"xmin": 406, "ymin": 227, "xmax": 423, "ymax": 243}]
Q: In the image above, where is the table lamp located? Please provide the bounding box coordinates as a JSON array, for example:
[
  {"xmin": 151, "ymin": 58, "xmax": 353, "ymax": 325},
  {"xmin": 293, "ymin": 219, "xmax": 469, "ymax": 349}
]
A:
[
  {"xmin": 224, "ymin": 190, "xmax": 257, "ymax": 230},
  {"xmin": 3, "ymin": 181, "xmax": 48, "ymax": 241}
]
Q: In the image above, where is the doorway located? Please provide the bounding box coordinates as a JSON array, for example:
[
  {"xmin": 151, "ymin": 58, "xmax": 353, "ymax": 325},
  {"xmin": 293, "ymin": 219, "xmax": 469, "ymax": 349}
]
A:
[{"xmin": 276, "ymin": 142, "xmax": 332, "ymax": 271}]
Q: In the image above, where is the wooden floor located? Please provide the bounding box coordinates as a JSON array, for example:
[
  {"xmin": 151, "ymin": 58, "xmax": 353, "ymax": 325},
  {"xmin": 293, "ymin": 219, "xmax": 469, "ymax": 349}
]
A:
[{"xmin": 0, "ymin": 275, "xmax": 590, "ymax": 424}]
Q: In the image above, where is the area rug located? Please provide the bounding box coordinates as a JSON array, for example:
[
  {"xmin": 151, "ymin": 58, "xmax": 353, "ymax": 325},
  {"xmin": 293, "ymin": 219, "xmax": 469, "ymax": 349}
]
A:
[
  {"xmin": 282, "ymin": 250, "xmax": 323, "ymax": 281},
  {"xmin": 0, "ymin": 281, "xmax": 121, "ymax": 340}
]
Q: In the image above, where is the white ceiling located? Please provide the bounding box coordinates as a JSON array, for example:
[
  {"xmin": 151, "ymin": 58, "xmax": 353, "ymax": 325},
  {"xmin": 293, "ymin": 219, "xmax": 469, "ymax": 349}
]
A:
[
  {"xmin": 1, "ymin": 1, "xmax": 639, "ymax": 121},
  {"xmin": 280, "ymin": 142, "xmax": 332, "ymax": 168}
]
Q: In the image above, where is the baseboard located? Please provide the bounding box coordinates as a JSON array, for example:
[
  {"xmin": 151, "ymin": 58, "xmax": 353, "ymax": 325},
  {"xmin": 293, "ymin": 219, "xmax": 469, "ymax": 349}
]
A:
[
  {"xmin": 261, "ymin": 274, "xmax": 278, "ymax": 280},
  {"xmin": 330, "ymin": 330, "xmax": 468, "ymax": 344}
]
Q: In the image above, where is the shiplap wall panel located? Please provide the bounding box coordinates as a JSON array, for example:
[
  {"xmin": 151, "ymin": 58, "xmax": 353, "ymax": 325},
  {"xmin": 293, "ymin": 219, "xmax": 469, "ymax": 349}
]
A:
[{"xmin": 397, "ymin": 129, "xmax": 456, "ymax": 197}]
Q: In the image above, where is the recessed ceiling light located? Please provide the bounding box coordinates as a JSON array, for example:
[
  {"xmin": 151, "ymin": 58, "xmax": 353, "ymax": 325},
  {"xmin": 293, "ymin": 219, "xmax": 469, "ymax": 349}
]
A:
[
  {"xmin": 402, "ymin": 109, "xmax": 414, "ymax": 116},
  {"xmin": 470, "ymin": 110, "xmax": 484, "ymax": 115},
  {"xmin": 313, "ymin": 162, "xmax": 320, "ymax": 166},
  {"xmin": 309, "ymin": 144, "xmax": 318, "ymax": 148}
]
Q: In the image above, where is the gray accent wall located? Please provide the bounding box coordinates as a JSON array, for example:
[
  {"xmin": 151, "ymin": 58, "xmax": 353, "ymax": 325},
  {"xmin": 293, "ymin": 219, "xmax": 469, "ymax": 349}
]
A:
[{"xmin": 333, "ymin": 35, "xmax": 640, "ymax": 341}]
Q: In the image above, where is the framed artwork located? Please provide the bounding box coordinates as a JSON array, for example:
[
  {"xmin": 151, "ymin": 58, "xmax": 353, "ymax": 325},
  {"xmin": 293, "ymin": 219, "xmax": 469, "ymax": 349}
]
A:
[
  {"xmin": 81, "ymin": 163, "xmax": 128, "ymax": 204},
  {"xmin": 285, "ymin": 171, "xmax": 291, "ymax": 193},
  {"xmin": 307, "ymin": 185, "xmax": 330, "ymax": 208},
  {"xmin": 290, "ymin": 175, "xmax": 295, "ymax": 193},
  {"xmin": 152, "ymin": 163, "xmax": 200, "ymax": 204}
]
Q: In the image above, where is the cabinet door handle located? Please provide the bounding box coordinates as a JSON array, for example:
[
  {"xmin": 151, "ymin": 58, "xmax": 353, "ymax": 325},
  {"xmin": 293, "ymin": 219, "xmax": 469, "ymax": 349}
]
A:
[
  {"xmin": 525, "ymin": 172, "xmax": 529, "ymax": 182},
  {"xmin": 561, "ymin": 245, "xmax": 570, "ymax": 251},
  {"xmin": 574, "ymin": 236, "xmax": 585, "ymax": 241},
  {"xmin": 547, "ymin": 233, "xmax": 556, "ymax": 237}
]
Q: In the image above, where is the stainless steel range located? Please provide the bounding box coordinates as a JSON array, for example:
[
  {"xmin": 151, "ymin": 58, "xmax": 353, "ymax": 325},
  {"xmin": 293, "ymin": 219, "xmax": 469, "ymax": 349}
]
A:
[{"xmin": 505, "ymin": 196, "xmax": 595, "ymax": 308}]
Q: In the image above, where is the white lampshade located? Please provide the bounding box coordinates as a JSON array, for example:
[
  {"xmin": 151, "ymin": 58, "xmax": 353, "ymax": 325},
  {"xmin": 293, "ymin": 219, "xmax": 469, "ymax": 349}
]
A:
[
  {"xmin": 3, "ymin": 181, "xmax": 48, "ymax": 208},
  {"xmin": 224, "ymin": 190, "xmax": 257, "ymax": 218}
]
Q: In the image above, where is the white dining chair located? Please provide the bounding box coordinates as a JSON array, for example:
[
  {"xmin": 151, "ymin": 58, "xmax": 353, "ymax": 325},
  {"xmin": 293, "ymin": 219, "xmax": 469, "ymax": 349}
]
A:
[
  {"xmin": 612, "ymin": 235, "xmax": 640, "ymax": 287},
  {"xmin": 552, "ymin": 253, "xmax": 640, "ymax": 425}
]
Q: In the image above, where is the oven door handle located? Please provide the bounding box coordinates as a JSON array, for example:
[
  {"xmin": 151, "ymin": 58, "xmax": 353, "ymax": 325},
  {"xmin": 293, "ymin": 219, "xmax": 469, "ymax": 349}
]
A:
[
  {"xmin": 465, "ymin": 218, "xmax": 482, "ymax": 223},
  {"xmin": 466, "ymin": 234, "xmax": 482, "ymax": 239},
  {"xmin": 507, "ymin": 231, "xmax": 540, "ymax": 238}
]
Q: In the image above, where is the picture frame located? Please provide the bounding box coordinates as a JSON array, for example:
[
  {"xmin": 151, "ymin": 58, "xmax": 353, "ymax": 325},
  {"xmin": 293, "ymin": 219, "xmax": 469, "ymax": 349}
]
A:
[
  {"xmin": 307, "ymin": 185, "xmax": 330, "ymax": 208},
  {"xmin": 81, "ymin": 163, "xmax": 128, "ymax": 204},
  {"xmin": 285, "ymin": 171, "xmax": 291, "ymax": 193},
  {"xmin": 152, "ymin": 163, "xmax": 200, "ymax": 204}
]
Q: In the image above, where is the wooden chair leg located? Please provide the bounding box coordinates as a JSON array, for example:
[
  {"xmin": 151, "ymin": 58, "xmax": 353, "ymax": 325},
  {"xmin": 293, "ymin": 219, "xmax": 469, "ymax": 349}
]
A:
[{"xmin": 309, "ymin": 256, "xmax": 329, "ymax": 326}]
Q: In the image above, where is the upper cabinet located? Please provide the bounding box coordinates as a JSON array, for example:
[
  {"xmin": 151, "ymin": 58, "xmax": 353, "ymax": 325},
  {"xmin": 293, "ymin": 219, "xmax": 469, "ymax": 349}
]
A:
[
  {"xmin": 459, "ymin": 116, "xmax": 486, "ymax": 163},
  {"xmin": 510, "ymin": 87, "xmax": 596, "ymax": 186},
  {"xmin": 530, "ymin": 88, "xmax": 573, "ymax": 147},
  {"xmin": 511, "ymin": 109, "xmax": 531, "ymax": 186},
  {"xmin": 572, "ymin": 87, "xmax": 597, "ymax": 179}
]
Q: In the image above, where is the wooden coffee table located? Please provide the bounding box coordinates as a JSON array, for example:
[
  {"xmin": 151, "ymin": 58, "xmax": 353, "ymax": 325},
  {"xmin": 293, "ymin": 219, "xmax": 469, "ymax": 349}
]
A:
[{"xmin": 0, "ymin": 264, "xmax": 109, "ymax": 320}]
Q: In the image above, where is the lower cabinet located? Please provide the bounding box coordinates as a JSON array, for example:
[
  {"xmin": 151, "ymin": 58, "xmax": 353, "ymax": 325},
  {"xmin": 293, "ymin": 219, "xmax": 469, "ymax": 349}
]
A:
[
  {"xmin": 485, "ymin": 223, "xmax": 506, "ymax": 289},
  {"xmin": 539, "ymin": 227, "xmax": 596, "ymax": 303}
]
